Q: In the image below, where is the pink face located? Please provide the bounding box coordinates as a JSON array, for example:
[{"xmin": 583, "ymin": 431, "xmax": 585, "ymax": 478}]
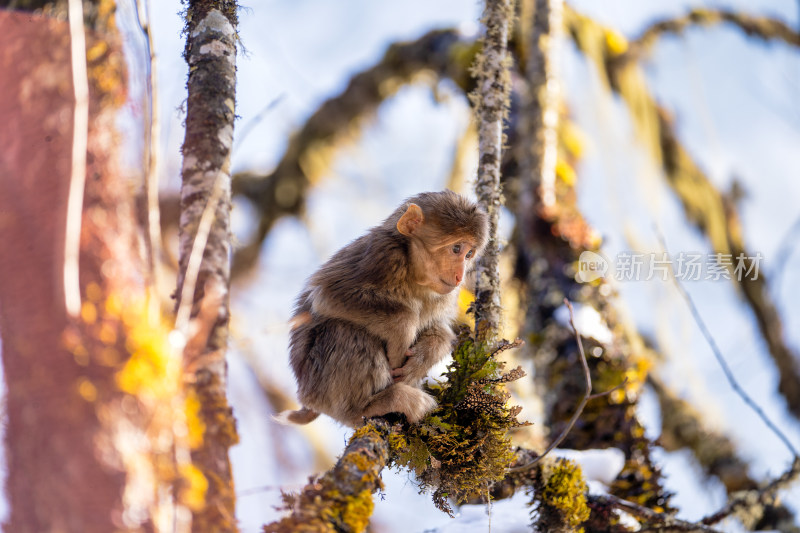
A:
[{"xmin": 428, "ymin": 239, "xmax": 478, "ymax": 295}]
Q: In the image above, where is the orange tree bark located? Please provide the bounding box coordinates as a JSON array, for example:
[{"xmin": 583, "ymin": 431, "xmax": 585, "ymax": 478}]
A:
[{"xmin": 0, "ymin": 6, "xmax": 196, "ymax": 532}]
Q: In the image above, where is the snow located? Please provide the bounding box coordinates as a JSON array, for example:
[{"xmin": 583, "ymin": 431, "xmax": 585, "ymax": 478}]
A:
[{"xmin": 554, "ymin": 303, "xmax": 615, "ymax": 345}]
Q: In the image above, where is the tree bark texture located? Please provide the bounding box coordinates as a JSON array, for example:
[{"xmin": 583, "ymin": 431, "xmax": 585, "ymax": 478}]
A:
[
  {"xmin": 519, "ymin": 0, "xmax": 562, "ymax": 212},
  {"xmin": 472, "ymin": 0, "xmax": 514, "ymax": 343},
  {"xmin": 264, "ymin": 422, "xmax": 390, "ymax": 533},
  {"xmin": 0, "ymin": 9, "xmax": 194, "ymax": 532},
  {"xmin": 177, "ymin": 2, "xmax": 239, "ymax": 531}
]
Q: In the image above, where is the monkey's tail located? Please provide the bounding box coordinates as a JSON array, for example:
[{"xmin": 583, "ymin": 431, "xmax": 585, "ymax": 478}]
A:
[{"xmin": 272, "ymin": 407, "xmax": 320, "ymax": 425}]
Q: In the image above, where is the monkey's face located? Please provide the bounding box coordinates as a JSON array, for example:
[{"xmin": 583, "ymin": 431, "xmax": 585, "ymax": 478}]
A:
[{"xmin": 413, "ymin": 237, "xmax": 479, "ymax": 295}]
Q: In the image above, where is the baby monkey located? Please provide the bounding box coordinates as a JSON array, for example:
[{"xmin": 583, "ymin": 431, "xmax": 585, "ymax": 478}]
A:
[{"xmin": 281, "ymin": 190, "xmax": 488, "ymax": 427}]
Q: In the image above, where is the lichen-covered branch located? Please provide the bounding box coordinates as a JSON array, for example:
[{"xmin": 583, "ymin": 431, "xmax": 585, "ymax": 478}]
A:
[
  {"xmin": 518, "ymin": 0, "xmax": 563, "ymax": 212},
  {"xmin": 649, "ymin": 375, "xmax": 798, "ymax": 530},
  {"xmin": 651, "ymin": 375, "xmax": 754, "ymax": 491},
  {"xmin": 264, "ymin": 421, "xmax": 391, "ymax": 533},
  {"xmin": 565, "ymin": 6, "xmax": 800, "ymax": 424},
  {"xmin": 177, "ymin": 2, "xmax": 240, "ymax": 531},
  {"xmin": 510, "ymin": 98, "xmax": 672, "ymax": 516},
  {"xmin": 621, "ymin": 8, "xmax": 800, "ymax": 64},
  {"xmin": 228, "ymin": 29, "xmax": 478, "ymax": 276},
  {"xmin": 701, "ymin": 457, "xmax": 800, "ymax": 528},
  {"xmin": 515, "ymin": 0, "xmax": 568, "ymax": 381},
  {"xmin": 471, "ymin": 0, "xmax": 514, "ymax": 343},
  {"xmin": 265, "ymin": 331, "xmax": 526, "ymax": 529},
  {"xmin": 590, "ymin": 494, "xmax": 724, "ymax": 533}
]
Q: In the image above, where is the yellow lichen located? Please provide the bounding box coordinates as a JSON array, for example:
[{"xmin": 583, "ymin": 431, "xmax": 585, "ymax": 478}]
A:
[
  {"xmin": 457, "ymin": 288, "xmax": 475, "ymax": 323},
  {"xmin": 98, "ymin": 322, "xmax": 117, "ymax": 345},
  {"xmin": 556, "ymin": 159, "xmax": 577, "ymax": 186},
  {"xmin": 343, "ymin": 451, "xmax": 373, "ymax": 473},
  {"xmin": 85, "ymin": 282, "xmax": 103, "ymax": 302},
  {"xmin": 532, "ymin": 458, "xmax": 591, "ymax": 532},
  {"xmin": 179, "ymin": 463, "xmax": 208, "ymax": 511},
  {"xmin": 604, "ymin": 28, "xmax": 629, "ymax": 55},
  {"xmin": 184, "ymin": 390, "xmax": 205, "ymax": 450},
  {"xmin": 341, "ymin": 489, "xmax": 373, "ymax": 532}
]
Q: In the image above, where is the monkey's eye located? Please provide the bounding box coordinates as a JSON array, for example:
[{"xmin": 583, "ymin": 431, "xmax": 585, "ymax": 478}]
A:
[
  {"xmin": 466, "ymin": 249, "xmax": 475, "ymax": 259},
  {"xmin": 452, "ymin": 244, "xmax": 462, "ymax": 254}
]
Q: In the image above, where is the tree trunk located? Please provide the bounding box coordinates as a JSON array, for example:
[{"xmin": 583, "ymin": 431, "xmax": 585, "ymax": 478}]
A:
[
  {"xmin": 0, "ymin": 7, "xmax": 194, "ymax": 532},
  {"xmin": 176, "ymin": 2, "xmax": 240, "ymax": 531},
  {"xmin": 472, "ymin": 0, "xmax": 514, "ymax": 344}
]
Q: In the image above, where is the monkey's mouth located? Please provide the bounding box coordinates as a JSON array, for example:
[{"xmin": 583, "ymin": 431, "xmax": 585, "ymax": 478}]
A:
[{"xmin": 438, "ymin": 279, "xmax": 457, "ymax": 292}]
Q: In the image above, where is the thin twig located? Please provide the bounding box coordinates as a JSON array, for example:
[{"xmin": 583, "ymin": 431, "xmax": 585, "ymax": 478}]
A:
[
  {"xmin": 232, "ymin": 94, "xmax": 284, "ymax": 152},
  {"xmin": 64, "ymin": 0, "xmax": 90, "ymax": 317},
  {"xmin": 701, "ymin": 456, "xmax": 800, "ymax": 525},
  {"xmin": 134, "ymin": 0, "xmax": 164, "ymax": 314},
  {"xmin": 590, "ymin": 494, "xmax": 724, "ymax": 533},
  {"xmin": 587, "ymin": 376, "xmax": 628, "ymax": 401},
  {"xmin": 174, "ymin": 173, "xmax": 225, "ymax": 334},
  {"xmin": 771, "ymin": 211, "xmax": 800, "ymax": 294},
  {"xmin": 656, "ymin": 231, "xmax": 799, "ymax": 458},
  {"xmin": 508, "ymin": 299, "xmax": 620, "ymax": 473}
]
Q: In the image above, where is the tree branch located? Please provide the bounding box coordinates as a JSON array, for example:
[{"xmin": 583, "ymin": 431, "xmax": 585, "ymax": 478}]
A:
[
  {"xmin": 177, "ymin": 3, "xmax": 240, "ymax": 531},
  {"xmin": 518, "ymin": 0, "xmax": 563, "ymax": 212},
  {"xmin": 621, "ymin": 8, "xmax": 800, "ymax": 64},
  {"xmin": 656, "ymin": 232, "xmax": 798, "ymax": 459},
  {"xmin": 565, "ymin": 5, "xmax": 800, "ymax": 424},
  {"xmin": 508, "ymin": 300, "xmax": 626, "ymax": 473},
  {"xmin": 590, "ymin": 494, "xmax": 724, "ymax": 533},
  {"xmin": 472, "ymin": 0, "xmax": 514, "ymax": 343},
  {"xmin": 701, "ymin": 457, "xmax": 800, "ymax": 527},
  {"xmin": 263, "ymin": 421, "xmax": 391, "ymax": 533}
]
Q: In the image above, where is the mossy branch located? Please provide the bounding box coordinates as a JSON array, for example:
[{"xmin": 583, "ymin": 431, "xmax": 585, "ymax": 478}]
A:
[
  {"xmin": 472, "ymin": 0, "xmax": 514, "ymax": 343},
  {"xmin": 177, "ymin": 3, "xmax": 240, "ymax": 531},
  {"xmin": 518, "ymin": 0, "xmax": 563, "ymax": 212},
  {"xmin": 620, "ymin": 8, "xmax": 800, "ymax": 64},
  {"xmin": 565, "ymin": 5, "xmax": 800, "ymax": 424},
  {"xmin": 510, "ymin": 300, "xmax": 627, "ymax": 474},
  {"xmin": 589, "ymin": 494, "xmax": 724, "ymax": 533},
  {"xmin": 701, "ymin": 457, "xmax": 800, "ymax": 528},
  {"xmin": 264, "ymin": 421, "xmax": 391, "ymax": 533},
  {"xmin": 265, "ymin": 329, "xmax": 527, "ymax": 529},
  {"xmin": 649, "ymin": 374, "xmax": 798, "ymax": 529}
]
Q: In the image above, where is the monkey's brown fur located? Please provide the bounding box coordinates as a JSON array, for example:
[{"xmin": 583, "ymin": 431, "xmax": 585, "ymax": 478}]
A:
[{"xmin": 282, "ymin": 191, "xmax": 488, "ymax": 427}]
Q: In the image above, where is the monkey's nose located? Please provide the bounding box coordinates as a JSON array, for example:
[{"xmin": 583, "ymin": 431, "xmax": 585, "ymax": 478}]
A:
[{"xmin": 455, "ymin": 272, "xmax": 463, "ymax": 284}]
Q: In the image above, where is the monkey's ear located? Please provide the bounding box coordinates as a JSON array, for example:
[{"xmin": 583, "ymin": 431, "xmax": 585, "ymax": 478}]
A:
[{"xmin": 396, "ymin": 203, "xmax": 424, "ymax": 236}]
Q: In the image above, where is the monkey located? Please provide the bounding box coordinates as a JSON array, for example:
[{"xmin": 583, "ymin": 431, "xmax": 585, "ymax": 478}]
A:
[{"xmin": 278, "ymin": 190, "xmax": 488, "ymax": 427}]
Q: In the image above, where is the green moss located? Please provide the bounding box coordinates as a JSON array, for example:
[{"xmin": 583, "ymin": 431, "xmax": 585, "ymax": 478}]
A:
[
  {"xmin": 265, "ymin": 425, "xmax": 387, "ymax": 533},
  {"xmin": 390, "ymin": 327, "xmax": 527, "ymax": 515}
]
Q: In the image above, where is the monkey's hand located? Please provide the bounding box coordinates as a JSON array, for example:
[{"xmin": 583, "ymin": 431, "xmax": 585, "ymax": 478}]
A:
[
  {"xmin": 392, "ymin": 324, "xmax": 455, "ymax": 383},
  {"xmin": 391, "ymin": 348, "xmax": 425, "ymax": 384}
]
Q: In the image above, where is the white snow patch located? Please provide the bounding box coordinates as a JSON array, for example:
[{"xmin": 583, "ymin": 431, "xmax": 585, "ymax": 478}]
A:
[
  {"xmin": 554, "ymin": 303, "xmax": 613, "ymax": 345},
  {"xmin": 553, "ymin": 448, "xmax": 626, "ymax": 491},
  {"xmin": 429, "ymin": 491, "xmax": 532, "ymax": 533}
]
